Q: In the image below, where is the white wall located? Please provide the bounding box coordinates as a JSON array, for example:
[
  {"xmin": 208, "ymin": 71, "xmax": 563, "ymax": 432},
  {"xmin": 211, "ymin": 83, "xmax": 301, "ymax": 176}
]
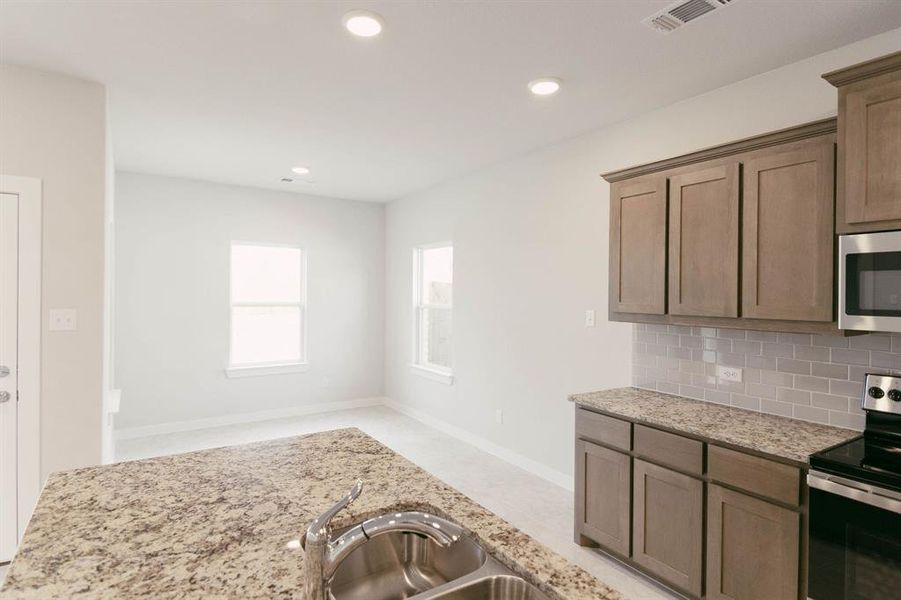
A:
[
  {"xmin": 114, "ymin": 172, "xmax": 384, "ymax": 431},
  {"xmin": 384, "ymin": 28, "xmax": 901, "ymax": 485},
  {"xmin": 0, "ymin": 64, "xmax": 107, "ymax": 476}
]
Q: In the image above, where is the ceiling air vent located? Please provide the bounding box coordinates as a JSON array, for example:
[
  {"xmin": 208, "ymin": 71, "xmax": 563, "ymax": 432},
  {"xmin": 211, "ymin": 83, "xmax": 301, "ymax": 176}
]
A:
[
  {"xmin": 643, "ymin": 0, "xmax": 735, "ymax": 34},
  {"xmin": 280, "ymin": 177, "xmax": 315, "ymax": 186}
]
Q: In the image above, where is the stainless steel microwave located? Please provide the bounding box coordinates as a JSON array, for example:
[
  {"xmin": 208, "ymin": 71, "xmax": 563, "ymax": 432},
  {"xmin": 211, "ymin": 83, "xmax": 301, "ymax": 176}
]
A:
[{"xmin": 839, "ymin": 231, "xmax": 901, "ymax": 333}]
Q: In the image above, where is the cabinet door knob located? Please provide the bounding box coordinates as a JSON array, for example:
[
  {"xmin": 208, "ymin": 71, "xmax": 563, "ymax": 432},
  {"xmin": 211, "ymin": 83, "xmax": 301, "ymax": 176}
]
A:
[
  {"xmin": 0, "ymin": 391, "xmax": 10, "ymax": 403},
  {"xmin": 0, "ymin": 366, "xmax": 9, "ymax": 378}
]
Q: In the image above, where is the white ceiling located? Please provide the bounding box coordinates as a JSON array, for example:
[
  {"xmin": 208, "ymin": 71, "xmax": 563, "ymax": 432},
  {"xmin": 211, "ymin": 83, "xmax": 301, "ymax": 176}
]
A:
[{"xmin": 2, "ymin": 1, "xmax": 901, "ymax": 202}]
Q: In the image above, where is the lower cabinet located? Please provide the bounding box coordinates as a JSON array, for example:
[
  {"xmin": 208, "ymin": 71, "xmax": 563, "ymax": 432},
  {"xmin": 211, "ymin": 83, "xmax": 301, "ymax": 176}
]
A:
[
  {"xmin": 574, "ymin": 439, "xmax": 630, "ymax": 557},
  {"xmin": 632, "ymin": 459, "xmax": 704, "ymax": 597},
  {"xmin": 575, "ymin": 408, "xmax": 806, "ymax": 600},
  {"xmin": 707, "ymin": 484, "xmax": 800, "ymax": 600}
]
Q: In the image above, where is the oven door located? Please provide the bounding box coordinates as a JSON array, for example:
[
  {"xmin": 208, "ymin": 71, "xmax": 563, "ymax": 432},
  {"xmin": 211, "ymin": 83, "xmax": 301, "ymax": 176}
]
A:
[
  {"xmin": 839, "ymin": 231, "xmax": 901, "ymax": 332},
  {"xmin": 808, "ymin": 471, "xmax": 901, "ymax": 600}
]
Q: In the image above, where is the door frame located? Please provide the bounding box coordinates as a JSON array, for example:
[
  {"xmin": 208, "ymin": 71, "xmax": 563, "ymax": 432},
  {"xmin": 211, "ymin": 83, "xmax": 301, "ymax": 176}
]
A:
[{"xmin": 0, "ymin": 175, "xmax": 41, "ymax": 542}]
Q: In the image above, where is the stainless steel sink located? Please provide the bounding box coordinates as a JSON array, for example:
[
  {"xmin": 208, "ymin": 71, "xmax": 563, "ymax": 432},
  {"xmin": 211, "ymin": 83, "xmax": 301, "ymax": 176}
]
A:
[
  {"xmin": 303, "ymin": 484, "xmax": 551, "ymax": 600},
  {"xmin": 327, "ymin": 524, "xmax": 551, "ymax": 600},
  {"xmin": 329, "ymin": 531, "xmax": 487, "ymax": 600},
  {"xmin": 426, "ymin": 575, "xmax": 550, "ymax": 600}
]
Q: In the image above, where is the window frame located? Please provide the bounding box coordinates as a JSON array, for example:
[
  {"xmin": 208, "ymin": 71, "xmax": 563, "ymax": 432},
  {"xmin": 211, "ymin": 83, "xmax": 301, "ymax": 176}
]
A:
[
  {"xmin": 410, "ymin": 242, "xmax": 454, "ymax": 385},
  {"xmin": 225, "ymin": 240, "xmax": 308, "ymax": 378}
]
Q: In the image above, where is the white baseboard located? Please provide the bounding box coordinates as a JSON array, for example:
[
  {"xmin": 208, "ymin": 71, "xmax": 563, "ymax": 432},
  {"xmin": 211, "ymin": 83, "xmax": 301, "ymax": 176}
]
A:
[
  {"xmin": 383, "ymin": 397, "xmax": 574, "ymax": 491},
  {"xmin": 114, "ymin": 397, "xmax": 385, "ymax": 441},
  {"xmin": 115, "ymin": 395, "xmax": 573, "ymax": 492}
]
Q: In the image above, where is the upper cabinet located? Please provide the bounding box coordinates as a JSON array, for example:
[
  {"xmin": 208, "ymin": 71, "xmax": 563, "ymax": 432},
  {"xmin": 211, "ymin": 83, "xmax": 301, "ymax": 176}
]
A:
[
  {"xmin": 824, "ymin": 51, "xmax": 901, "ymax": 234},
  {"xmin": 609, "ymin": 176, "xmax": 667, "ymax": 315},
  {"xmin": 603, "ymin": 121, "xmax": 839, "ymax": 334},
  {"xmin": 602, "ymin": 51, "xmax": 901, "ymax": 334},
  {"xmin": 742, "ymin": 140, "xmax": 835, "ymax": 322},
  {"xmin": 668, "ymin": 164, "xmax": 739, "ymax": 318}
]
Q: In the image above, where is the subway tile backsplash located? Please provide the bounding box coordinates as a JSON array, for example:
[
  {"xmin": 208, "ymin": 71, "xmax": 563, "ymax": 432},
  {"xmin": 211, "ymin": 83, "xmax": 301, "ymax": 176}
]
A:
[{"xmin": 632, "ymin": 325, "xmax": 901, "ymax": 431}]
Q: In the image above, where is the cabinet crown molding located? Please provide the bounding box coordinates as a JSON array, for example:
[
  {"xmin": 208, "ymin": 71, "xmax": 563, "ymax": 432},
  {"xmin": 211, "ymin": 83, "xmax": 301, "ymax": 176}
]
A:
[
  {"xmin": 822, "ymin": 50, "xmax": 901, "ymax": 88},
  {"xmin": 600, "ymin": 118, "xmax": 836, "ymax": 183}
]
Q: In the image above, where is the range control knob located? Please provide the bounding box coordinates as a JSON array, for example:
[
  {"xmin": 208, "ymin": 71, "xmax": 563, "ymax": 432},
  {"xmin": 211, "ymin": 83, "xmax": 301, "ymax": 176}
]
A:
[
  {"xmin": 889, "ymin": 389, "xmax": 901, "ymax": 402},
  {"xmin": 868, "ymin": 386, "xmax": 885, "ymax": 399}
]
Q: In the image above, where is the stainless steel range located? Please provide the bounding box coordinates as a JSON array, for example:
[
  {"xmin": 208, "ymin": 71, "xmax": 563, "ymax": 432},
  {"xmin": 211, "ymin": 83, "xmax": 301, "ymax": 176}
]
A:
[{"xmin": 808, "ymin": 373, "xmax": 901, "ymax": 600}]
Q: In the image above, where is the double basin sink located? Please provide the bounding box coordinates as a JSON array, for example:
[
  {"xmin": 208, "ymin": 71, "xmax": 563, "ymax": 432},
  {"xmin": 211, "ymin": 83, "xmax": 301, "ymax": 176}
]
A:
[{"xmin": 327, "ymin": 526, "xmax": 551, "ymax": 600}]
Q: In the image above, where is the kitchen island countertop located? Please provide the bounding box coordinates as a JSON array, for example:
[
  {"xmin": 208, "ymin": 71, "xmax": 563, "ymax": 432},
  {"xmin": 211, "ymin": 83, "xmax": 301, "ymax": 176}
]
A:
[{"xmin": 0, "ymin": 428, "xmax": 617, "ymax": 599}]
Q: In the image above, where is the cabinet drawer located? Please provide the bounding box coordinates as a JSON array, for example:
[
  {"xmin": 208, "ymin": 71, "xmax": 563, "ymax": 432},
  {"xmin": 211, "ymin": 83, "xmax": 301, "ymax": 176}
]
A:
[
  {"xmin": 708, "ymin": 445, "xmax": 800, "ymax": 506},
  {"xmin": 576, "ymin": 409, "xmax": 631, "ymax": 451},
  {"xmin": 634, "ymin": 424, "xmax": 703, "ymax": 475}
]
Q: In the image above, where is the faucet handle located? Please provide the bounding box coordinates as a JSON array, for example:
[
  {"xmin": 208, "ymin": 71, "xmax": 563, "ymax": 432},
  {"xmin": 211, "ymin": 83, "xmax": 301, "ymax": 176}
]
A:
[{"xmin": 305, "ymin": 480, "xmax": 363, "ymax": 545}]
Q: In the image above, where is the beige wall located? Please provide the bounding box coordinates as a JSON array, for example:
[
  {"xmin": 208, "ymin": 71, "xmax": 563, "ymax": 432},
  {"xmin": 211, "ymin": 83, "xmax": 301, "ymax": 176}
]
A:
[{"xmin": 0, "ymin": 64, "xmax": 106, "ymax": 477}]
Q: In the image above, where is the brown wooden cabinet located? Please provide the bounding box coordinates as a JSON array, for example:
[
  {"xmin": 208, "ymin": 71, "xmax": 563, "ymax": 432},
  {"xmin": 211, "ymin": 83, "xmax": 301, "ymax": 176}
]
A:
[
  {"xmin": 609, "ymin": 175, "xmax": 667, "ymax": 315},
  {"xmin": 668, "ymin": 163, "xmax": 739, "ymax": 317},
  {"xmin": 707, "ymin": 484, "xmax": 800, "ymax": 600},
  {"xmin": 575, "ymin": 408, "xmax": 807, "ymax": 599},
  {"xmin": 603, "ymin": 120, "xmax": 845, "ymax": 335},
  {"xmin": 574, "ymin": 439, "xmax": 630, "ymax": 557},
  {"xmin": 825, "ymin": 51, "xmax": 901, "ymax": 234},
  {"xmin": 602, "ymin": 51, "xmax": 901, "ymax": 332},
  {"xmin": 742, "ymin": 140, "xmax": 835, "ymax": 321},
  {"xmin": 632, "ymin": 458, "xmax": 703, "ymax": 597}
]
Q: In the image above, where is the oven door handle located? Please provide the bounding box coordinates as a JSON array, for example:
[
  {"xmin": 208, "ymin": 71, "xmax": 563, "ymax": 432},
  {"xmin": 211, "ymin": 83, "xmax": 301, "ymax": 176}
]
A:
[{"xmin": 808, "ymin": 470, "xmax": 901, "ymax": 514}]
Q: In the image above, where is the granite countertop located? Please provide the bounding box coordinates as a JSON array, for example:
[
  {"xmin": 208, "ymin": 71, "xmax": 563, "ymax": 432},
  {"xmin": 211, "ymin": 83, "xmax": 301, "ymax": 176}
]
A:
[
  {"xmin": 0, "ymin": 428, "xmax": 617, "ymax": 600},
  {"xmin": 570, "ymin": 387, "xmax": 860, "ymax": 465}
]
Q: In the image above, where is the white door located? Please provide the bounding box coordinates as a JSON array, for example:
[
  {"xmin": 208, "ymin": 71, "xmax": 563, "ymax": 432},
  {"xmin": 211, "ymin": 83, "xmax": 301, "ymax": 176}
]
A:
[{"xmin": 0, "ymin": 192, "xmax": 18, "ymax": 561}]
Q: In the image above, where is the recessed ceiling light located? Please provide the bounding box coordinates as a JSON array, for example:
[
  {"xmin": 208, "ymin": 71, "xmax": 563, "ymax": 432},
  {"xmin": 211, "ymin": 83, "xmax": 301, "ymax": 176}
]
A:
[
  {"xmin": 528, "ymin": 77, "xmax": 562, "ymax": 96},
  {"xmin": 291, "ymin": 166, "xmax": 310, "ymax": 175},
  {"xmin": 342, "ymin": 10, "xmax": 384, "ymax": 37}
]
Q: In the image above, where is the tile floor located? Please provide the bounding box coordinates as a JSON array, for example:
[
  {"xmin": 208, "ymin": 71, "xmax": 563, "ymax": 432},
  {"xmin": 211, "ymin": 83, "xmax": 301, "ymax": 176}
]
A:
[{"xmin": 116, "ymin": 405, "xmax": 675, "ymax": 599}]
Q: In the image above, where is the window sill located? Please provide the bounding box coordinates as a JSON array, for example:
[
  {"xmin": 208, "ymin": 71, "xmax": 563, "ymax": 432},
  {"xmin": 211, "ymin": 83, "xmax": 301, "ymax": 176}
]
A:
[
  {"xmin": 409, "ymin": 364, "xmax": 454, "ymax": 385},
  {"xmin": 225, "ymin": 362, "xmax": 309, "ymax": 378}
]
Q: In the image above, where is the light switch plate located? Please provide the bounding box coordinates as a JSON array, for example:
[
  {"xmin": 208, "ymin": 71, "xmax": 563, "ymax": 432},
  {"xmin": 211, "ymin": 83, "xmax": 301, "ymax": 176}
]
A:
[
  {"xmin": 585, "ymin": 309, "xmax": 596, "ymax": 327},
  {"xmin": 716, "ymin": 365, "xmax": 742, "ymax": 383},
  {"xmin": 48, "ymin": 308, "xmax": 77, "ymax": 331}
]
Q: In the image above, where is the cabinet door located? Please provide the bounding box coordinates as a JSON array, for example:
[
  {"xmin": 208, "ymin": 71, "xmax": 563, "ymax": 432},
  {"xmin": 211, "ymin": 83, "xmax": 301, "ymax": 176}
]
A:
[
  {"xmin": 842, "ymin": 73, "xmax": 901, "ymax": 231},
  {"xmin": 707, "ymin": 484, "xmax": 800, "ymax": 600},
  {"xmin": 574, "ymin": 439, "xmax": 630, "ymax": 557},
  {"xmin": 609, "ymin": 176, "xmax": 667, "ymax": 314},
  {"xmin": 668, "ymin": 164, "xmax": 739, "ymax": 317},
  {"xmin": 632, "ymin": 459, "xmax": 703, "ymax": 596},
  {"xmin": 742, "ymin": 139, "xmax": 835, "ymax": 321}
]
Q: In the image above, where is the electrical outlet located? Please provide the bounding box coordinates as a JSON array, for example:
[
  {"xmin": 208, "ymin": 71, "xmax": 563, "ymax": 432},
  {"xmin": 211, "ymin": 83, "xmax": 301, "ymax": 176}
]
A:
[
  {"xmin": 495, "ymin": 409, "xmax": 504, "ymax": 424},
  {"xmin": 48, "ymin": 308, "xmax": 77, "ymax": 331},
  {"xmin": 585, "ymin": 309, "xmax": 596, "ymax": 327},
  {"xmin": 716, "ymin": 365, "xmax": 743, "ymax": 383}
]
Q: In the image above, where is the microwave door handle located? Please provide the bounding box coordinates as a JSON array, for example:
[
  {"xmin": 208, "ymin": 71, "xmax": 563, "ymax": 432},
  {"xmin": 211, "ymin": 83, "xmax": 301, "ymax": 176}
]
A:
[{"xmin": 808, "ymin": 472, "xmax": 901, "ymax": 514}]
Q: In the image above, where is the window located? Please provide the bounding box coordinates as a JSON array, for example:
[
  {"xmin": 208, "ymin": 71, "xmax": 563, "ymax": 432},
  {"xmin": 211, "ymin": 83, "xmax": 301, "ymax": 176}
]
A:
[
  {"xmin": 226, "ymin": 242, "xmax": 307, "ymax": 377},
  {"xmin": 412, "ymin": 244, "xmax": 453, "ymax": 384}
]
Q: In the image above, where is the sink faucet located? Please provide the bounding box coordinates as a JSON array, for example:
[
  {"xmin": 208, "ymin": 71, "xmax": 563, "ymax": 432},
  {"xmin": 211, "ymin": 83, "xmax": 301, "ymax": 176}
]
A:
[{"xmin": 302, "ymin": 480, "xmax": 464, "ymax": 600}]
